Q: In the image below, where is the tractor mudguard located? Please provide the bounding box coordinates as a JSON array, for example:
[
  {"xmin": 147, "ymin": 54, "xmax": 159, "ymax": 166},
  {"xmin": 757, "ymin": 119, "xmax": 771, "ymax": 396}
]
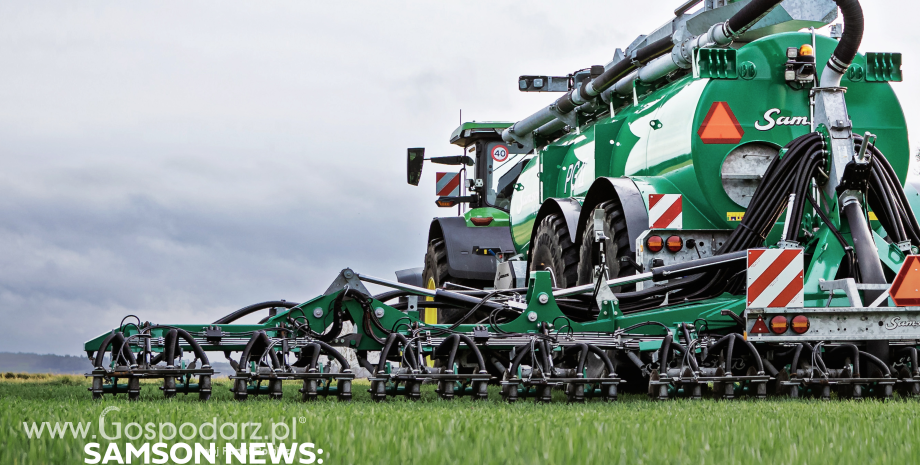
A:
[
  {"xmin": 429, "ymin": 217, "xmax": 516, "ymax": 281},
  {"xmin": 577, "ymin": 177, "xmax": 649, "ymax": 254}
]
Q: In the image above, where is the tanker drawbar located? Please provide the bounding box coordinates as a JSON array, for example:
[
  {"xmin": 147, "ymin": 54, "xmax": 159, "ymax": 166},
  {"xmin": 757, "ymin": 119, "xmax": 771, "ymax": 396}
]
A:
[{"xmin": 86, "ymin": 0, "xmax": 920, "ymax": 401}]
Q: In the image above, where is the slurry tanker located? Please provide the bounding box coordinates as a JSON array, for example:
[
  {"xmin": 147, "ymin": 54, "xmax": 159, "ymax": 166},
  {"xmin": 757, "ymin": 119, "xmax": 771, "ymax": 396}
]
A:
[{"xmin": 86, "ymin": 0, "xmax": 920, "ymax": 401}]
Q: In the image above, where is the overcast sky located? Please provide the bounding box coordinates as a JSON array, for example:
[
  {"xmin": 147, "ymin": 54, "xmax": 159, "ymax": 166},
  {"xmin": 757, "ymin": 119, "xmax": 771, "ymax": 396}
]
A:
[{"xmin": 1, "ymin": 1, "xmax": 917, "ymax": 356}]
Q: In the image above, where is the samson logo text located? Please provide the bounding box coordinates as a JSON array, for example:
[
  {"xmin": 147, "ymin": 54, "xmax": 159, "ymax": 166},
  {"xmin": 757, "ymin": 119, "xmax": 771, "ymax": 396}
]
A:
[
  {"xmin": 754, "ymin": 108, "xmax": 810, "ymax": 131},
  {"xmin": 885, "ymin": 317, "xmax": 920, "ymax": 330}
]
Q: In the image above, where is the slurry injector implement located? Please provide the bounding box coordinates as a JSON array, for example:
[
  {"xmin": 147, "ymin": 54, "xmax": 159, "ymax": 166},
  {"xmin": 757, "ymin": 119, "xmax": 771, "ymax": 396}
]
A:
[{"xmin": 86, "ymin": 0, "xmax": 920, "ymax": 401}]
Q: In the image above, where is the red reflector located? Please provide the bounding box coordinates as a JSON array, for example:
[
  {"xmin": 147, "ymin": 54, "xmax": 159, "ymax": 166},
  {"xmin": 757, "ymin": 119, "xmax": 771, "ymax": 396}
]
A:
[
  {"xmin": 647, "ymin": 235, "xmax": 664, "ymax": 253},
  {"xmin": 666, "ymin": 235, "xmax": 683, "ymax": 252},
  {"xmin": 750, "ymin": 315, "xmax": 769, "ymax": 334},
  {"xmin": 470, "ymin": 217, "xmax": 494, "ymax": 226},
  {"xmin": 791, "ymin": 315, "xmax": 810, "ymax": 334},
  {"xmin": 770, "ymin": 315, "xmax": 788, "ymax": 335}
]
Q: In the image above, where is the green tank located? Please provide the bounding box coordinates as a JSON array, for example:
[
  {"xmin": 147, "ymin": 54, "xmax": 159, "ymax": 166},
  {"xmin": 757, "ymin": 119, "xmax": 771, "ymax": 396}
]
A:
[{"xmin": 511, "ymin": 32, "xmax": 908, "ymax": 289}]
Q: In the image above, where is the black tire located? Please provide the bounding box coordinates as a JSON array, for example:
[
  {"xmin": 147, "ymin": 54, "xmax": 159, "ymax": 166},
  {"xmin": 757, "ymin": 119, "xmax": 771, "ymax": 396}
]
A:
[
  {"xmin": 422, "ymin": 238, "xmax": 485, "ymax": 323},
  {"xmin": 528, "ymin": 214, "xmax": 578, "ymax": 288},
  {"xmin": 576, "ymin": 199, "xmax": 637, "ymax": 291}
]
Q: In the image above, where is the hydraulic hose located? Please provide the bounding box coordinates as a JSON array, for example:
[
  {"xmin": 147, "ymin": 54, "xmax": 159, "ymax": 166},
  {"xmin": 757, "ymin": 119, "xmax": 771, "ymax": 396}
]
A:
[
  {"xmin": 312, "ymin": 340, "xmax": 351, "ymax": 372},
  {"xmin": 377, "ymin": 333, "xmax": 418, "ymax": 372},
  {"xmin": 727, "ymin": 0, "xmax": 785, "ymax": 35},
  {"xmin": 239, "ymin": 331, "xmax": 281, "ymax": 371},
  {"xmin": 94, "ymin": 332, "xmax": 138, "ymax": 368},
  {"xmin": 822, "ymin": 0, "xmax": 865, "ymax": 86},
  {"xmin": 828, "ymin": 343, "xmax": 861, "ymax": 377},
  {"xmin": 859, "ymin": 350, "xmax": 891, "ymax": 377},
  {"xmin": 293, "ymin": 343, "xmax": 321, "ymax": 370},
  {"xmin": 658, "ymin": 334, "xmax": 673, "ymax": 375},
  {"xmin": 213, "ymin": 301, "xmax": 299, "ymax": 325}
]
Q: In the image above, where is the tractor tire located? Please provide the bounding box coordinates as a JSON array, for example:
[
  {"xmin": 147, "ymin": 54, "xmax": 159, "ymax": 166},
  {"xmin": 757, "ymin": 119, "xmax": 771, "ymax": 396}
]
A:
[
  {"xmin": 576, "ymin": 199, "xmax": 637, "ymax": 291},
  {"xmin": 423, "ymin": 238, "xmax": 483, "ymax": 323},
  {"xmin": 528, "ymin": 213, "xmax": 578, "ymax": 288}
]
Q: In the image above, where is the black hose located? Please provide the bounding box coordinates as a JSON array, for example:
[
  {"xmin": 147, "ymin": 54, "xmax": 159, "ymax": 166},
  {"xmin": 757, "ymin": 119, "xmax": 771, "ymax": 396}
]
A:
[
  {"xmin": 859, "ymin": 350, "xmax": 891, "ymax": 377},
  {"xmin": 658, "ymin": 334, "xmax": 672, "ymax": 375},
  {"xmin": 828, "ymin": 344, "xmax": 861, "ymax": 377},
  {"xmin": 554, "ymin": 36, "xmax": 674, "ymax": 114},
  {"xmin": 377, "ymin": 333, "xmax": 418, "ymax": 372},
  {"xmin": 727, "ymin": 0, "xmax": 785, "ymax": 35},
  {"xmin": 896, "ymin": 347, "xmax": 919, "ymax": 376},
  {"xmin": 239, "ymin": 331, "xmax": 281, "ymax": 371},
  {"xmin": 573, "ymin": 343, "xmax": 590, "ymax": 376},
  {"xmin": 293, "ymin": 343, "xmax": 321, "ymax": 369},
  {"xmin": 164, "ymin": 329, "xmax": 178, "ymax": 368},
  {"xmin": 213, "ymin": 301, "xmax": 299, "ymax": 325},
  {"xmin": 828, "ymin": 0, "xmax": 864, "ymax": 75},
  {"xmin": 790, "ymin": 344, "xmax": 804, "ymax": 375},
  {"xmin": 312, "ymin": 340, "xmax": 351, "ymax": 371},
  {"xmin": 93, "ymin": 332, "xmax": 137, "ymax": 368},
  {"xmin": 456, "ymin": 334, "xmax": 487, "ymax": 372},
  {"xmin": 670, "ymin": 341, "xmax": 700, "ymax": 372},
  {"xmin": 174, "ymin": 328, "xmax": 211, "ymax": 367}
]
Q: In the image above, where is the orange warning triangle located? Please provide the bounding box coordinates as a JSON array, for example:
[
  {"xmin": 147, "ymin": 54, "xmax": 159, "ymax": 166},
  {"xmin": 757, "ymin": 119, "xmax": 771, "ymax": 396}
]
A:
[
  {"xmin": 890, "ymin": 255, "xmax": 920, "ymax": 306},
  {"xmin": 698, "ymin": 101, "xmax": 744, "ymax": 144}
]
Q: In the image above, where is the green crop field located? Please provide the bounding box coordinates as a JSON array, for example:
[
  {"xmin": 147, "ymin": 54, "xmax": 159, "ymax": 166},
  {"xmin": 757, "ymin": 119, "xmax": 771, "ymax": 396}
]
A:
[{"xmin": 3, "ymin": 374, "xmax": 920, "ymax": 465}]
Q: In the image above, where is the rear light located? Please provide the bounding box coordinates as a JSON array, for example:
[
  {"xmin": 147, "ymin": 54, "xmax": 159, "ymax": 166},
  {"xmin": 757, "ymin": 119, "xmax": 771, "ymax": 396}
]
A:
[
  {"xmin": 791, "ymin": 315, "xmax": 810, "ymax": 334},
  {"xmin": 646, "ymin": 235, "xmax": 664, "ymax": 253},
  {"xmin": 470, "ymin": 217, "xmax": 494, "ymax": 226},
  {"xmin": 435, "ymin": 199, "xmax": 457, "ymax": 208},
  {"xmin": 666, "ymin": 235, "xmax": 683, "ymax": 252},
  {"xmin": 770, "ymin": 315, "xmax": 788, "ymax": 334}
]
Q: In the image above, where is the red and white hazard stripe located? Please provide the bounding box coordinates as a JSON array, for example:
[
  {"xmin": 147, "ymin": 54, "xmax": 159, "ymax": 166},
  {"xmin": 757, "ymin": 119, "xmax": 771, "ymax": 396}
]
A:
[
  {"xmin": 746, "ymin": 249, "xmax": 804, "ymax": 308},
  {"xmin": 648, "ymin": 194, "xmax": 682, "ymax": 229},
  {"xmin": 435, "ymin": 172, "xmax": 461, "ymax": 197}
]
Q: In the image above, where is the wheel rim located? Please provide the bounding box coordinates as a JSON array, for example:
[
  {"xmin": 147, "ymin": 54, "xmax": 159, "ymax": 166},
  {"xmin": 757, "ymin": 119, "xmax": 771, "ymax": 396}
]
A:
[{"xmin": 424, "ymin": 277, "xmax": 437, "ymax": 325}]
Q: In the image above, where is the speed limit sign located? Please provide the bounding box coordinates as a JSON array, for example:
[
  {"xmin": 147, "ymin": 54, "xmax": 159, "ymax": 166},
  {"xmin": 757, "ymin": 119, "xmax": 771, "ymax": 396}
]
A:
[{"xmin": 491, "ymin": 144, "xmax": 509, "ymax": 162}]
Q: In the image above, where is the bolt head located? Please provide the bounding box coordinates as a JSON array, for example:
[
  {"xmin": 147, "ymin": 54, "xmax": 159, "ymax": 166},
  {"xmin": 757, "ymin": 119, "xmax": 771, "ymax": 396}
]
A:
[
  {"xmin": 527, "ymin": 311, "xmax": 538, "ymax": 322},
  {"xmin": 538, "ymin": 293, "xmax": 549, "ymax": 304},
  {"xmin": 375, "ymin": 307, "xmax": 385, "ymax": 318},
  {"xmin": 343, "ymin": 270, "xmax": 354, "ymax": 279},
  {"xmin": 313, "ymin": 307, "xmax": 324, "ymax": 318}
]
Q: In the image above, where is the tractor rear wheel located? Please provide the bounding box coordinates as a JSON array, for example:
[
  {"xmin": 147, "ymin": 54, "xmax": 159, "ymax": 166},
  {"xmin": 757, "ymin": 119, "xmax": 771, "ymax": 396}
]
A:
[
  {"xmin": 528, "ymin": 214, "xmax": 578, "ymax": 288},
  {"xmin": 576, "ymin": 199, "xmax": 637, "ymax": 291},
  {"xmin": 423, "ymin": 238, "xmax": 483, "ymax": 323}
]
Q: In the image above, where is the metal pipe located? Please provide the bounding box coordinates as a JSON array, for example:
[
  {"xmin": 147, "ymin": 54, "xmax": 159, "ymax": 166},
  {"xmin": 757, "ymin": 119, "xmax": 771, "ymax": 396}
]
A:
[
  {"xmin": 553, "ymin": 272, "xmax": 653, "ymax": 298},
  {"xmin": 842, "ymin": 197, "xmax": 887, "ymax": 303},
  {"xmin": 503, "ymin": 0, "xmax": 793, "ymax": 148},
  {"xmin": 357, "ymin": 274, "xmax": 437, "ymax": 297}
]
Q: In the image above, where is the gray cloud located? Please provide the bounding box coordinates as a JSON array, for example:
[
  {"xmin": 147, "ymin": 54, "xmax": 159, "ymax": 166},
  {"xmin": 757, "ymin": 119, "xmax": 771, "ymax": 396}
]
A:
[{"xmin": 0, "ymin": 1, "xmax": 916, "ymax": 355}]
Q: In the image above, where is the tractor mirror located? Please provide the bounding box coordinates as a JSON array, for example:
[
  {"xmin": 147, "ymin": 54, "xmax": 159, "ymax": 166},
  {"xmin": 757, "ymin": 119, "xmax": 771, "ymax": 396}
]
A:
[
  {"xmin": 407, "ymin": 148, "xmax": 425, "ymax": 186},
  {"xmin": 430, "ymin": 156, "xmax": 475, "ymax": 166}
]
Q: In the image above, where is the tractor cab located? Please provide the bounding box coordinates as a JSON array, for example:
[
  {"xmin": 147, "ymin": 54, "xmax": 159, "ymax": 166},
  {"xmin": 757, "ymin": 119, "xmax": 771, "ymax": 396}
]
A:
[
  {"xmin": 408, "ymin": 121, "xmax": 530, "ymax": 213},
  {"xmin": 449, "ymin": 122, "xmax": 531, "ymax": 212}
]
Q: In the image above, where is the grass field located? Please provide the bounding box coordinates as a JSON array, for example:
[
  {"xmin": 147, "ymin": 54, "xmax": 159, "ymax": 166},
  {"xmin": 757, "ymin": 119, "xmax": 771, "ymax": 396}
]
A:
[{"xmin": 3, "ymin": 374, "xmax": 920, "ymax": 464}]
